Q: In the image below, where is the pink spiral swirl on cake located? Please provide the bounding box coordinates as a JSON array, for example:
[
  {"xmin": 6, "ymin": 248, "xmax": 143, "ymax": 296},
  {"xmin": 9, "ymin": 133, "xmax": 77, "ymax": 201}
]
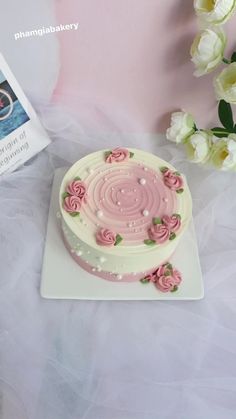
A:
[{"xmin": 76, "ymin": 162, "xmax": 178, "ymax": 244}]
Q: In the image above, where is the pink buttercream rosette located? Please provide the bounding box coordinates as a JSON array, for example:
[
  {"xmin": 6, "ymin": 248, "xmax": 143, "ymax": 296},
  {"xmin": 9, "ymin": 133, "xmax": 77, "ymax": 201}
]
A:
[
  {"xmin": 63, "ymin": 178, "xmax": 88, "ymax": 215},
  {"xmin": 147, "ymin": 214, "xmax": 181, "ymax": 243},
  {"xmin": 96, "ymin": 228, "xmax": 116, "ymax": 246},
  {"xmin": 162, "ymin": 169, "xmax": 184, "ymax": 192},
  {"xmin": 105, "ymin": 147, "xmax": 130, "ymax": 163},
  {"xmin": 141, "ymin": 263, "xmax": 182, "ymax": 293}
]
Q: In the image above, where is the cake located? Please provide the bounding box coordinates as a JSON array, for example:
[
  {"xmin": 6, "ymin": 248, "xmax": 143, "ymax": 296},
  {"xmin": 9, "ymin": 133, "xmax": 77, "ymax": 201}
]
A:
[{"xmin": 59, "ymin": 147, "xmax": 192, "ymax": 293}]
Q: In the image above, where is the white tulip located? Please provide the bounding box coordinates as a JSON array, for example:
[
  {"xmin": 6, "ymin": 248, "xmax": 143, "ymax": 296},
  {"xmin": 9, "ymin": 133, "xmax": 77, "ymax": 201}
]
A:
[
  {"xmin": 166, "ymin": 111, "xmax": 195, "ymax": 144},
  {"xmin": 190, "ymin": 28, "xmax": 226, "ymax": 77},
  {"xmin": 194, "ymin": 0, "xmax": 236, "ymax": 24},
  {"xmin": 185, "ymin": 131, "xmax": 213, "ymax": 163},
  {"xmin": 211, "ymin": 134, "xmax": 236, "ymax": 170},
  {"xmin": 214, "ymin": 62, "xmax": 236, "ymax": 104}
]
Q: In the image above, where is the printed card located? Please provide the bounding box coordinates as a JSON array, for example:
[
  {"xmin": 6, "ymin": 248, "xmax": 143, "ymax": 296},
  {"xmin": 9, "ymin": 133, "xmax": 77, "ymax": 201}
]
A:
[{"xmin": 0, "ymin": 53, "xmax": 51, "ymax": 175}]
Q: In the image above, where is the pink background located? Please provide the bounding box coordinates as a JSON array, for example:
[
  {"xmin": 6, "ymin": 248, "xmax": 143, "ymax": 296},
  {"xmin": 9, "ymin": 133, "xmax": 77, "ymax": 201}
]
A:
[{"xmin": 54, "ymin": 0, "xmax": 235, "ymax": 133}]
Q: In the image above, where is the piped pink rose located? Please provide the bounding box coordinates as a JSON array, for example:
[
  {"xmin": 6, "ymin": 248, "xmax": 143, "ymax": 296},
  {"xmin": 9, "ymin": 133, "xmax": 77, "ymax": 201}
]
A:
[
  {"xmin": 63, "ymin": 195, "xmax": 81, "ymax": 213},
  {"xmin": 148, "ymin": 223, "xmax": 170, "ymax": 243},
  {"xmin": 106, "ymin": 147, "xmax": 130, "ymax": 163},
  {"xmin": 162, "ymin": 214, "xmax": 181, "ymax": 232},
  {"xmin": 96, "ymin": 228, "xmax": 116, "ymax": 246},
  {"xmin": 66, "ymin": 180, "xmax": 87, "ymax": 202},
  {"xmin": 155, "ymin": 267, "xmax": 182, "ymax": 292},
  {"xmin": 162, "ymin": 169, "xmax": 184, "ymax": 192}
]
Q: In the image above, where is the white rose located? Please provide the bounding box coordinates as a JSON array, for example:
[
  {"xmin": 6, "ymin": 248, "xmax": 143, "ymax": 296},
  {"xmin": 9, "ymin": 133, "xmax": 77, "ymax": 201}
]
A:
[
  {"xmin": 194, "ymin": 0, "xmax": 236, "ymax": 24},
  {"xmin": 211, "ymin": 134, "xmax": 236, "ymax": 170},
  {"xmin": 166, "ymin": 111, "xmax": 195, "ymax": 144},
  {"xmin": 214, "ymin": 62, "xmax": 236, "ymax": 104},
  {"xmin": 185, "ymin": 131, "xmax": 213, "ymax": 163},
  {"xmin": 190, "ymin": 28, "xmax": 226, "ymax": 77}
]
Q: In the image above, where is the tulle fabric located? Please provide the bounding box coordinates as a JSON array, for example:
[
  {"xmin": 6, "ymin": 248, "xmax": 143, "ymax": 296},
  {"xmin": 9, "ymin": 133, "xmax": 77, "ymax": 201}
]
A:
[{"xmin": 0, "ymin": 103, "xmax": 236, "ymax": 419}]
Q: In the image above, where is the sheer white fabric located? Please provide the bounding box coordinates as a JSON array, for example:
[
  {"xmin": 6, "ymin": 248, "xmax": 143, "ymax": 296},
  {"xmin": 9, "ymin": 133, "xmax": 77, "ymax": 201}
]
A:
[{"xmin": 0, "ymin": 104, "xmax": 236, "ymax": 419}]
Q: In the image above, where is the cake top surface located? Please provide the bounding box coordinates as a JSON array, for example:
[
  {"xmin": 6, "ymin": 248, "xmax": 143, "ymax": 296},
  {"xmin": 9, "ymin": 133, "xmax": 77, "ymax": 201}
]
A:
[{"xmin": 59, "ymin": 148, "xmax": 192, "ymax": 254}]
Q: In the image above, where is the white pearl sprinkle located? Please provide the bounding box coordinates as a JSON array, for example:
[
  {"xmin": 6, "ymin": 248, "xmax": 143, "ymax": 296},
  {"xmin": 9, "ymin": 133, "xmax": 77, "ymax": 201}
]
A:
[
  {"xmin": 133, "ymin": 189, "xmax": 137, "ymax": 192},
  {"xmin": 71, "ymin": 249, "xmax": 75, "ymax": 253},
  {"xmin": 144, "ymin": 167, "xmax": 148, "ymax": 171},
  {"xmin": 92, "ymin": 268, "xmax": 96, "ymax": 272},
  {"xmin": 117, "ymin": 201, "xmax": 121, "ymax": 206},
  {"xmin": 121, "ymin": 189, "xmax": 125, "ymax": 193},
  {"xmin": 139, "ymin": 178, "xmax": 146, "ymax": 185},
  {"xmin": 135, "ymin": 198, "xmax": 138, "ymax": 202},
  {"xmin": 163, "ymin": 197, "xmax": 168, "ymax": 203},
  {"xmin": 56, "ymin": 212, "xmax": 61, "ymax": 219},
  {"xmin": 99, "ymin": 256, "xmax": 106, "ymax": 263},
  {"xmin": 111, "ymin": 187, "xmax": 115, "ymax": 191},
  {"xmin": 76, "ymin": 250, "xmax": 83, "ymax": 256},
  {"xmin": 97, "ymin": 266, "xmax": 102, "ymax": 272},
  {"xmin": 128, "ymin": 222, "xmax": 132, "ymax": 227},
  {"xmin": 87, "ymin": 168, "xmax": 94, "ymax": 174},
  {"xmin": 116, "ymin": 274, "xmax": 123, "ymax": 280},
  {"xmin": 96, "ymin": 210, "xmax": 103, "ymax": 218},
  {"xmin": 142, "ymin": 209, "xmax": 149, "ymax": 217}
]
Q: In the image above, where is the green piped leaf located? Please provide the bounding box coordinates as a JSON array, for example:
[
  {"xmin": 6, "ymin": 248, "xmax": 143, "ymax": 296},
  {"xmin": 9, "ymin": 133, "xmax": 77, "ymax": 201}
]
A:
[
  {"xmin": 62, "ymin": 192, "xmax": 69, "ymax": 199},
  {"xmin": 218, "ymin": 100, "xmax": 234, "ymax": 130},
  {"xmin": 69, "ymin": 212, "xmax": 80, "ymax": 217},
  {"xmin": 144, "ymin": 239, "xmax": 156, "ymax": 246},
  {"xmin": 169, "ymin": 232, "xmax": 176, "ymax": 241},
  {"xmin": 164, "ymin": 262, "xmax": 173, "ymax": 271},
  {"xmin": 173, "ymin": 171, "xmax": 181, "ymax": 176},
  {"xmin": 153, "ymin": 217, "xmax": 162, "ymax": 225},
  {"xmin": 160, "ymin": 166, "xmax": 169, "ymax": 173},
  {"xmin": 173, "ymin": 213, "xmax": 181, "ymax": 219},
  {"xmin": 140, "ymin": 277, "xmax": 150, "ymax": 284},
  {"xmin": 114, "ymin": 234, "xmax": 123, "ymax": 246},
  {"xmin": 129, "ymin": 151, "xmax": 134, "ymax": 158},
  {"xmin": 74, "ymin": 176, "xmax": 81, "ymax": 181},
  {"xmin": 176, "ymin": 188, "xmax": 184, "ymax": 194},
  {"xmin": 105, "ymin": 150, "xmax": 112, "ymax": 159},
  {"xmin": 164, "ymin": 270, "xmax": 171, "ymax": 276},
  {"xmin": 170, "ymin": 285, "xmax": 178, "ymax": 293}
]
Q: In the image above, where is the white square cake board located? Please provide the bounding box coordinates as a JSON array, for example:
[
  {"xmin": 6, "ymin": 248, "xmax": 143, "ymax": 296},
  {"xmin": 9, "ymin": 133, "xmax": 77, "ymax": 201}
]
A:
[{"xmin": 41, "ymin": 169, "xmax": 204, "ymax": 300}]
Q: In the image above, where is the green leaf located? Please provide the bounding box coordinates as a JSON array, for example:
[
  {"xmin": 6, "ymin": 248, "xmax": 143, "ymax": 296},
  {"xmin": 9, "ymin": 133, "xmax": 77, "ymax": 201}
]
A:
[
  {"xmin": 173, "ymin": 171, "xmax": 181, "ymax": 176},
  {"xmin": 62, "ymin": 192, "xmax": 69, "ymax": 199},
  {"xmin": 69, "ymin": 212, "xmax": 80, "ymax": 217},
  {"xmin": 170, "ymin": 285, "xmax": 178, "ymax": 293},
  {"xmin": 164, "ymin": 262, "xmax": 173, "ymax": 271},
  {"xmin": 169, "ymin": 232, "xmax": 176, "ymax": 241},
  {"xmin": 231, "ymin": 52, "xmax": 236, "ymax": 63},
  {"xmin": 144, "ymin": 239, "xmax": 156, "ymax": 246},
  {"xmin": 218, "ymin": 100, "xmax": 234, "ymax": 130},
  {"xmin": 74, "ymin": 176, "xmax": 81, "ymax": 181},
  {"xmin": 105, "ymin": 150, "xmax": 112, "ymax": 159},
  {"xmin": 173, "ymin": 213, "xmax": 181, "ymax": 219},
  {"xmin": 140, "ymin": 278, "xmax": 150, "ymax": 284},
  {"xmin": 211, "ymin": 127, "xmax": 230, "ymax": 138},
  {"xmin": 176, "ymin": 188, "xmax": 184, "ymax": 194},
  {"xmin": 129, "ymin": 152, "xmax": 134, "ymax": 158},
  {"xmin": 153, "ymin": 217, "xmax": 162, "ymax": 225},
  {"xmin": 114, "ymin": 234, "xmax": 123, "ymax": 246},
  {"xmin": 160, "ymin": 166, "xmax": 169, "ymax": 173},
  {"xmin": 164, "ymin": 270, "xmax": 171, "ymax": 276}
]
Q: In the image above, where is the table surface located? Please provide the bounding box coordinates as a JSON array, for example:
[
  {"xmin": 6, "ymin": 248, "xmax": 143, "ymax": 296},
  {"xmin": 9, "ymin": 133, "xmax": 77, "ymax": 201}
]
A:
[{"xmin": 0, "ymin": 127, "xmax": 236, "ymax": 419}]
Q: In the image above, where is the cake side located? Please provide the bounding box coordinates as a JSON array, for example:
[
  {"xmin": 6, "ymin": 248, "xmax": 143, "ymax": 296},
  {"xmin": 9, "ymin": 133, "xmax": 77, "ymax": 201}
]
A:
[{"xmin": 59, "ymin": 148, "xmax": 192, "ymax": 281}]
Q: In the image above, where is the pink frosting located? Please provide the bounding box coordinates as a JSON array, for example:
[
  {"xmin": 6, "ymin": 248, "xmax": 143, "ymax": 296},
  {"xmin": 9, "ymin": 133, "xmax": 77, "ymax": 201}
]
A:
[
  {"xmin": 66, "ymin": 180, "xmax": 87, "ymax": 202},
  {"xmin": 106, "ymin": 147, "xmax": 130, "ymax": 163},
  {"xmin": 148, "ymin": 223, "xmax": 170, "ymax": 243},
  {"xmin": 155, "ymin": 266, "xmax": 182, "ymax": 292},
  {"xmin": 96, "ymin": 228, "xmax": 116, "ymax": 246},
  {"xmin": 163, "ymin": 170, "xmax": 183, "ymax": 191},
  {"xmin": 162, "ymin": 215, "xmax": 181, "ymax": 232},
  {"xmin": 64, "ymin": 195, "xmax": 81, "ymax": 213}
]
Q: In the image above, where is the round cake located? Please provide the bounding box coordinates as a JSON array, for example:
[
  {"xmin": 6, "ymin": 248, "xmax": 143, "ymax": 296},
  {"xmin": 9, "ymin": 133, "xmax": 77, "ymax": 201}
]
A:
[{"xmin": 59, "ymin": 147, "xmax": 192, "ymax": 291}]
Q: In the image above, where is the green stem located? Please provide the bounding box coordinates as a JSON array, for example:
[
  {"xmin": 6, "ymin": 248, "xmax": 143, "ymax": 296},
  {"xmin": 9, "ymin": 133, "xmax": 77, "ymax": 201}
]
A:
[
  {"xmin": 211, "ymin": 129, "xmax": 231, "ymax": 135},
  {"xmin": 222, "ymin": 58, "xmax": 231, "ymax": 64}
]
